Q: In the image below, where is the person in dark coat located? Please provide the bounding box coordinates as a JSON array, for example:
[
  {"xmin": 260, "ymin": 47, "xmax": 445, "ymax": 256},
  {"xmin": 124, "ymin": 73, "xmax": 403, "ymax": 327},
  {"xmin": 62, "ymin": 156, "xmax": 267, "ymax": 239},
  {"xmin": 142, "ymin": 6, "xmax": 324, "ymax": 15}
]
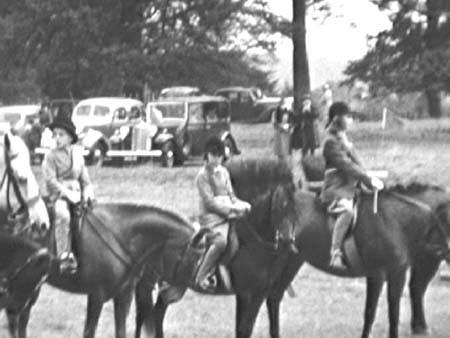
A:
[
  {"xmin": 300, "ymin": 94, "xmax": 320, "ymax": 156},
  {"xmin": 272, "ymin": 98, "xmax": 294, "ymax": 165},
  {"xmin": 320, "ymin": 102, "xmax": 384, "ymax": 269}
]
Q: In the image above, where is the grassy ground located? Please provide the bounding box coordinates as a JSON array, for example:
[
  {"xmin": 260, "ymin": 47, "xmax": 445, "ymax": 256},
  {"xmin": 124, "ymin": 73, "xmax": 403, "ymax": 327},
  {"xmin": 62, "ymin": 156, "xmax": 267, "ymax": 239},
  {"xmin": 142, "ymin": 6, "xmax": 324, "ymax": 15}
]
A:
[{"xmin": 3, "ymin": 120, "xmax": 450, "ymax": 338}]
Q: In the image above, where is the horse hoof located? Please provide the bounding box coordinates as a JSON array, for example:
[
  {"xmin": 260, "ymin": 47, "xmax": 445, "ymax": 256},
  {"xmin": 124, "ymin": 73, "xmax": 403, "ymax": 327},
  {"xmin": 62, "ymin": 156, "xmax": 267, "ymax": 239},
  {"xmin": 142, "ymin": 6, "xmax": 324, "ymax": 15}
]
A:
[{"xmin": 412, "ymin": 327, "xmax": 429, "ymax": 335}]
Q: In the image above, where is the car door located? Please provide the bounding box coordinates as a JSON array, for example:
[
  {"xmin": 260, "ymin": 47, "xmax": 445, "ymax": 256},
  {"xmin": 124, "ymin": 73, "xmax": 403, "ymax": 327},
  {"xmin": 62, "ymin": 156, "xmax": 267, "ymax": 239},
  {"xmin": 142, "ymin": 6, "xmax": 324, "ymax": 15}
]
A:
[
  {"xmin": 203, "ymin": 101, "xmax": 222, "ymax": 142},
  {"xmin": 187, "ymin": 102, "xmax": 207, "ymax": 156}
]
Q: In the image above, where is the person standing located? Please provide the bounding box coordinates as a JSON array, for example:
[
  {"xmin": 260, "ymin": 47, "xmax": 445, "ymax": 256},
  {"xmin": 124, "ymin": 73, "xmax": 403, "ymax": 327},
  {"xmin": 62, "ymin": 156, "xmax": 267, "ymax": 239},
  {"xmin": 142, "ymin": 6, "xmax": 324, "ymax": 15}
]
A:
[
  {"xmin": 320, "ymin": 83, "xmax": 333, "ymax": 120},
  {"xmin": 301, "ymin": 94, "xmax": 321, "ymax": 156},
  {"xmin": 272, "ymin": 98, "xmax": 293, "ymax": 166}
]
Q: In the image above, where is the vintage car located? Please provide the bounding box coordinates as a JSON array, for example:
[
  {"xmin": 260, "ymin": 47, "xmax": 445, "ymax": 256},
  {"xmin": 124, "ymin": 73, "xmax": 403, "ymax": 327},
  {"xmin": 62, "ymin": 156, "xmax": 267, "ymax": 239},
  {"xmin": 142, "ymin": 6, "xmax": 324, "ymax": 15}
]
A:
[
  {"xmin": 214, "ymin": 86, "xmax": 280, "ymax": 122},
  {"xmin": 36, "ymin": 97, "xmax": 160, "ymax": 165},
  {"xmin": 159, "ymin": 86, "xmax": 202, "ymax": 98},
  {"xmin": 0, "ymin": 105, "xmax": 42, "ymax": 154},
  {"xmin": 147, "ymin": 96, "xmax": 240, "ymax": 167}
]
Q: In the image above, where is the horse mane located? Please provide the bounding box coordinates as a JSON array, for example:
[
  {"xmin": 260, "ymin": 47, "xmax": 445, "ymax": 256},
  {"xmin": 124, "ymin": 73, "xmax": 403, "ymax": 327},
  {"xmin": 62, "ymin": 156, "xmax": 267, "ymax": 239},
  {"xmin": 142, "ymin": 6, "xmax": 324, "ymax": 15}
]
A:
[
  {"xmin": 387, "ymin": 182, "xmax": 446, "ymax": 194},
  {"xmin": 226, "ymin": 159, "xmax": 293, "ymax": 201},
  {"xmin": 108, "ymin": 202, "xmax": 194, "ymax": 229}
]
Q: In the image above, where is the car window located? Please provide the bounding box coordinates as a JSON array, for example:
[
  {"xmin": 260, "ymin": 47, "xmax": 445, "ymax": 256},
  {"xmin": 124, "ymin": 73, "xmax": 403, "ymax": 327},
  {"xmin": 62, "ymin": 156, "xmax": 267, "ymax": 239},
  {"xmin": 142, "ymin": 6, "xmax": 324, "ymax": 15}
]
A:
[
  {"xmin": 217, "ymin": 102, "xmax": 230, "ymax": 121},
  {"xmin": 0, "ymin": 112, "xmax": 21, "ymax": 124},
  {"xmin": 114, "ymin": 108, "xmax": 127, "ymax": 120},
  {"xmin": 240, "ymin": 92, "xmax": 252, "ymax": 103},
  {"xmin": 130, "ymin": 106, "xmax": 142, "ymax": 119},
  {"xmin": 93, "ymin": 105, "xmax": 110, "ymax": 117},
  {"xmin": 204, "ymin": 102, "xmax": 220, "ymax": 123},
  {"xmin": 74, "ymin": 105, "xmax": 90, "ymax": 117},
  {"xmin": 189, "ymin": 103, "xmax": 204, "ymax": 123}
]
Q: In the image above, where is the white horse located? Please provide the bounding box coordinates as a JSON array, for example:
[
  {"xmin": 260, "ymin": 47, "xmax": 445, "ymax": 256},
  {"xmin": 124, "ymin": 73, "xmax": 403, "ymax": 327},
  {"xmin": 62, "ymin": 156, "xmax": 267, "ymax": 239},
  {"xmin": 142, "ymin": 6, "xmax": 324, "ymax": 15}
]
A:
[{"xmin": 2, "ymin": 133, "xmax": 49, "ymax": 233}]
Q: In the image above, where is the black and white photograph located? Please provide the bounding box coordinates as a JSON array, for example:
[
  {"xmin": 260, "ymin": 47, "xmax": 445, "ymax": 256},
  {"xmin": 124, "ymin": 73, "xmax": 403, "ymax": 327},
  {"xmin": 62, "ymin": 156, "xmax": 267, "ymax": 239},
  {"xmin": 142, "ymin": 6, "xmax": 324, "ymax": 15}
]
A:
[{"xmin": 1, "ymin": 0, "xmax": 450, "ymax": 337}]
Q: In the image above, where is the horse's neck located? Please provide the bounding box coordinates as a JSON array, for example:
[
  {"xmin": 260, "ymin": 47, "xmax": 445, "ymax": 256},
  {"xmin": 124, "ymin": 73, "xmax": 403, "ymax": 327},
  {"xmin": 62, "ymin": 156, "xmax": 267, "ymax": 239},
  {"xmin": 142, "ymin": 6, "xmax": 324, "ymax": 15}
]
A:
[{"xmin": 245, "ymin": 191, "xmax": 274, "ymax": 241}]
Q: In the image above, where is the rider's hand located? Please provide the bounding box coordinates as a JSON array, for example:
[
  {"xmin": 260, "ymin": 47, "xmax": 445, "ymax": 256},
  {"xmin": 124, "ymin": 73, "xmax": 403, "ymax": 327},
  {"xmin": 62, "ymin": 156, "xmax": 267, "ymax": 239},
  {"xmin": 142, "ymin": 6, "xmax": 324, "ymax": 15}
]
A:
[
  {"xmin": 83, "ymin": 186, "xmax": 95, "ymax": 203},
  {"xmin": 370, "ymin": 176, "xmax": 384, "ymax": 191}
]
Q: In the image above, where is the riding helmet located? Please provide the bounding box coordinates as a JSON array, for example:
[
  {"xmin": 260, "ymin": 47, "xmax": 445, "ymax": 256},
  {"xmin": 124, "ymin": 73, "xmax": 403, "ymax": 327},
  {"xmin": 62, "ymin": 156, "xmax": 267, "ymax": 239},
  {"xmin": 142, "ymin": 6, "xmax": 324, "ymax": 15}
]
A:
[
  {"xmin": 204, "ymin": 136, "xmax": 225, "ymax": 159},
  {"xmin": 326, "ymin": 101, "xmax": 351, "ymax": 128},
  {"xmin": 49, "ymin": 115, "xmax": 78, "ymax": 143}
]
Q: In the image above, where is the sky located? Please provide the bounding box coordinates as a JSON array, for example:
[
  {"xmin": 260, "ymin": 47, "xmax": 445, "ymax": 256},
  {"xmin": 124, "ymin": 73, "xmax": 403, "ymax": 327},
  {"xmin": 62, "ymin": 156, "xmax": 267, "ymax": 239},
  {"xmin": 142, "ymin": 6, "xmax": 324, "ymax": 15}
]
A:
[{"xmin": 267, "ymin": 0, "xmax": 391, "ymax": 89}]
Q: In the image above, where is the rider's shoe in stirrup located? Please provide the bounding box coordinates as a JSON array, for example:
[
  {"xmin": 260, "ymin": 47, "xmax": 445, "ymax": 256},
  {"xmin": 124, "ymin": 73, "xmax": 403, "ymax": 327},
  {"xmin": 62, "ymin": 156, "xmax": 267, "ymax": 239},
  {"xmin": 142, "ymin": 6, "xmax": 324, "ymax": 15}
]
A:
[
  {"xmin": 330, "ymin": 250, "xmax": 346, "ymax": 270},
  {"xmin": 59, "ymin": 251, "xmax": 78, "ymax": 274}
]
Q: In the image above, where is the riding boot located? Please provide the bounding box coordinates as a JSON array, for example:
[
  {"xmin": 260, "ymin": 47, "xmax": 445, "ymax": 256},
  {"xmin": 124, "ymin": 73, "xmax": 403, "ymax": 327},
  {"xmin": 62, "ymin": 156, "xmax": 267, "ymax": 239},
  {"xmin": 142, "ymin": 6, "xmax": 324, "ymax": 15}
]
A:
[
  {"xmin": 330, "ymin": 211, "xmax": 353, "ymax": 269},
  {"xmin": 195, "ymin": 243, "xmax": 225, "ymax": 290},
  {"xmin": 60, "ymin": 203, "xmax": 82, "ymax": 274}
]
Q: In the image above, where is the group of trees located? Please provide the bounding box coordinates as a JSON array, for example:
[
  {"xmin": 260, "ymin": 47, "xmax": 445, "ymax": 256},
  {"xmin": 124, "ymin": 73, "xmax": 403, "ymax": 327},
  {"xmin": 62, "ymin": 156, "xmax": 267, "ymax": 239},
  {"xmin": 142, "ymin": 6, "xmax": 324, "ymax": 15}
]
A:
[
  {"xmin": 1, "ymin": 0, "xmax": 448, "ymax": 118},
  {"xmin": 345, "ymin": 0, "xmax": 450, "ymax": 117},
  {"xmin": 0, "ymin": 0, "xmax": 288, "ymax": 103}
]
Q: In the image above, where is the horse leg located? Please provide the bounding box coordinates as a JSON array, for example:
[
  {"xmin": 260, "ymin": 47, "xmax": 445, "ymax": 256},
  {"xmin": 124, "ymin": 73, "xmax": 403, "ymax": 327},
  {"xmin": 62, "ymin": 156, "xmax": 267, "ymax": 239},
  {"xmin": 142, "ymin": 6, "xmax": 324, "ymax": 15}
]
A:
[
  {"xmin": 236, "ymin": 293, "xmax": 265, "ymax": 338},
  {"xmin": 6, "ymin": 309, "xmax": 19, "ymax": 338},
  {"xmin": 409, "ymin": 255, "xmax": 440, "ymax": 334},
  {"xmin": 83, "ymin": 294, "xmax": 104, "ymax": 338},
  {"xmin": 114, "ymin": 285, "xmax": 134, "ymax": 338},
  {"xmin": 387, "ymin": 268, "xmax": 407, "ymax": 338},
  {"xmin": 361, "ymin": 272, "xmax": 385, "ymax": 338},
  {"xmin": 266, "ymin": 256, "xmax": 304, "ymax": 338},
  {"xmin": 135, "ymin": 280, "xmax": 155, "ymax": 338}
]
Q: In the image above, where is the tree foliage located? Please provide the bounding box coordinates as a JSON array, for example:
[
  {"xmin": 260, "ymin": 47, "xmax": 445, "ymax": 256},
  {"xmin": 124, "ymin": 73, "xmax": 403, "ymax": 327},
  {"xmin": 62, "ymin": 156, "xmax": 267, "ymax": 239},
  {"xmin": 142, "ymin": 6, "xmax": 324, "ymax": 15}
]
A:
[
  {"xmin": 344, "ymin": 0, "xmax": 450, "ymax": 117},
  {"xmin": 0, "ymin": 0, "xmax": 288, "ymax": 102}
]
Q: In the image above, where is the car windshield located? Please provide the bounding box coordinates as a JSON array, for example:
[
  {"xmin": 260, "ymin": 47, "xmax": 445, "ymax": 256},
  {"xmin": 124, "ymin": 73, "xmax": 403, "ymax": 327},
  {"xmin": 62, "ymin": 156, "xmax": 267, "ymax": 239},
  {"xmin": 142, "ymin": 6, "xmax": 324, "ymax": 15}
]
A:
[
  {"xmin": 151, "ymin": 103, "xmax": 185, "ymax": 119},
  {"xmin": 0, "ymin": 112, "xmax": 21, "ymax": 124}
]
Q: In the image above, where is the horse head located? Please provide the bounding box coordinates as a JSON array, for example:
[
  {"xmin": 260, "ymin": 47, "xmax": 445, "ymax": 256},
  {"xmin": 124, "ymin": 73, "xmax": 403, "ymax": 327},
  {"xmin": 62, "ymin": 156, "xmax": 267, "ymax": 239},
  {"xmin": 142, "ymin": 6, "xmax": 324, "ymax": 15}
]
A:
[{"xmin": 2, "ymin": 133, "xmax": 49, "ymax": 236}]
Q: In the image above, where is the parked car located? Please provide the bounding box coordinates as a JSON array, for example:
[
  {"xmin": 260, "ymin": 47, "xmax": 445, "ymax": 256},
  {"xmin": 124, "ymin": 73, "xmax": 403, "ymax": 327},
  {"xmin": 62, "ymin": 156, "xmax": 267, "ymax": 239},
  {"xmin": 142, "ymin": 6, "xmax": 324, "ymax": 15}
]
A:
[
  {"xmin": 36, "ymin": 97, "xmax": 159, "ymax": 166},
  {"xmin": 0, "ymin": 105, "xmax": 41, "ymax": 154},
  {"xmin": 214, "ymin": 86, "xmax": 280, "ymax": 122},
  {"xmin": 159, "ymin": 86, "xmax": 202, "ymax": 98},
  {"xmin": 50, "ymin": 98, "xmax": 79, "ymax": 119},
  {"xmin": 147, "ymin": 95, "xmax": 240, "ymax": 167}
]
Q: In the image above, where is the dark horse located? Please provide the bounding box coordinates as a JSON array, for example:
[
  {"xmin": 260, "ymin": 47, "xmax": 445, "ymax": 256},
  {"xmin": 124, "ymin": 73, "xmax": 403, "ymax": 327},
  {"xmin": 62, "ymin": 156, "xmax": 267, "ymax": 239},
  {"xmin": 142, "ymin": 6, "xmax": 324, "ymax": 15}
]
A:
[
  {"xmin": 134, "ymin": 159, "xmax": 300, "ymax": 338},
  {"xmin": 0, "ymin": 134, "xmax": 206, "ymax": 338},
  {"xmin": 135, "ymin": 159, "xmax": 450, "ymax": 338}
]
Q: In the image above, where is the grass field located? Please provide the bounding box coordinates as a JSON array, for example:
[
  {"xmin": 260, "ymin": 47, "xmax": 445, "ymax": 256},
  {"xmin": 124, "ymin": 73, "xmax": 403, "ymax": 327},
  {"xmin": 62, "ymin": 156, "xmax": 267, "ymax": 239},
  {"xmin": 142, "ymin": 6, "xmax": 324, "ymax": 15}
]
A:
[{"xmin": 3, "ymin": 119, "xmax": 450, "ymax": 338}]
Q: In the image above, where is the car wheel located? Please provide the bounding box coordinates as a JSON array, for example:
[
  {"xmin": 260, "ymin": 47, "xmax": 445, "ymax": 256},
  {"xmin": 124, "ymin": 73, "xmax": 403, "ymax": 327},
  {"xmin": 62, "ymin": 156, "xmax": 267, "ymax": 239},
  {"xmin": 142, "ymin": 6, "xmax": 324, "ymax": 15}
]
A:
[
  {"xmin": 162, "ymin": 142, "xmax": 175, "ymax": 168},
  {"xmin": 88, "ymin": 143, "xmax": 105, "ymax": 167},
  {"xmin": 223, "ymin": 138, "xmax": 235, "ymax": 159}
]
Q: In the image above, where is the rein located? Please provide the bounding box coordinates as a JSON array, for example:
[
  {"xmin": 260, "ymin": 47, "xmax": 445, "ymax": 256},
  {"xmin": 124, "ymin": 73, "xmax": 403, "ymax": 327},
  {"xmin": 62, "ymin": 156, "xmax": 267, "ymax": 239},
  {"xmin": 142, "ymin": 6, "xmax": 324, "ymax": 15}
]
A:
[{"xmin": 83, "ymin": 208, "xmax": 176, "ymax": 294}]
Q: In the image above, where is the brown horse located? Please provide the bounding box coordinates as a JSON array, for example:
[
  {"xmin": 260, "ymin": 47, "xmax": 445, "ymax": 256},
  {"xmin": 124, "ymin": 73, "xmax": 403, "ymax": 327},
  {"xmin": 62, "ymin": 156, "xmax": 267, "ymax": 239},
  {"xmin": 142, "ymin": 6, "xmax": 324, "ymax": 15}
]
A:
[
  {"xmin": 0, "ymin": 134, "xmax": 205, "ymax": 338},
  {"xmin": 0, "ymin": 234, "xmax": 52, "ymax": 338},
  {"xmin": 134, "ymin": 159, "xmax": 300, "ymax": 338},
  {"xmin": 134, "ymin": 159, "xmax": 450, "ymax": 338}
]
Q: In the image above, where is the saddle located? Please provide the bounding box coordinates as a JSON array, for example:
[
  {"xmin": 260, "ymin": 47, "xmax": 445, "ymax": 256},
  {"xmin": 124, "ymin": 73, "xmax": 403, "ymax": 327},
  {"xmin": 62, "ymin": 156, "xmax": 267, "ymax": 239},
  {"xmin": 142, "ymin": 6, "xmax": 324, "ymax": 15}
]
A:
[{"xmin": 194, "ymin": 222, "xmax": 239, "ymax": 294}]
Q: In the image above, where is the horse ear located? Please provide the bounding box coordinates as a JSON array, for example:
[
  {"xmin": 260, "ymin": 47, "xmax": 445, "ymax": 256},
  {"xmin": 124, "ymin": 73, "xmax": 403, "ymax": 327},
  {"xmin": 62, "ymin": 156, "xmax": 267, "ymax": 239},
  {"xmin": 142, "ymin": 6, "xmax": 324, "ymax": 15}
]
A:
[{"xmin": 4, "ymin": 133, "xmax": 10, "ymax": 151}]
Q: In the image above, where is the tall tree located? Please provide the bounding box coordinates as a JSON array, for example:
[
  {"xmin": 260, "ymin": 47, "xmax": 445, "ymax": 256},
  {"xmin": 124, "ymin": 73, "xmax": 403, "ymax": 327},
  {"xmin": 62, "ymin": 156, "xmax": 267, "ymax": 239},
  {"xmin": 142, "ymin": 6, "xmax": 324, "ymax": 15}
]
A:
[{"xmin": 345, "ymin": 0, "xmax": 450, "ymax": 117}]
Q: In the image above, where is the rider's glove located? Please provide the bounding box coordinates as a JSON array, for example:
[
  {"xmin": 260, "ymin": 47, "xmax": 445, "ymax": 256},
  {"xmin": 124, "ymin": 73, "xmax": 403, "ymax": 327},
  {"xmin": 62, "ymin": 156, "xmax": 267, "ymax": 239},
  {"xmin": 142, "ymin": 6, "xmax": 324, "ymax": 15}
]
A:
[{"xmin": 370, "ymin": 176, "xmax": 384, "ymax": 191}]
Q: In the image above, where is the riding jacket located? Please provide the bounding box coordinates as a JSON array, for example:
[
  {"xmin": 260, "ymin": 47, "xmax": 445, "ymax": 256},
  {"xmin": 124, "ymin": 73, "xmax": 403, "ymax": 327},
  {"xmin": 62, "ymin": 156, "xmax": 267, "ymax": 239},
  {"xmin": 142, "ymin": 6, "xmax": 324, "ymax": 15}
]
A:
[
  {"xmin": 320, "ymin": 128, "xmax": 372, "ymax": 203},
  {"xmin": 196, "ymin": 164, "xmax": 236, "ymax": 228},
  {"xmin": 43, "ymin": 145, "xmax": 92, "ymax": 202}
]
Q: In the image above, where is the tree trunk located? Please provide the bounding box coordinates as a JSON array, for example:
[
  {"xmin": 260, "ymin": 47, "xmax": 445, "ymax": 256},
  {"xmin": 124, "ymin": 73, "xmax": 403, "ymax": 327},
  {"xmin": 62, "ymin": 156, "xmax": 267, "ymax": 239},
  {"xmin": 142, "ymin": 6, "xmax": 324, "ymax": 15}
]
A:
[
  {"xmin": 424, "ymin": 88, "xmax": 442, "ymax": 118},
  {"xmin": 292, "ymin": 0, "xmax": 310, "ymax": 113},
  {"xmin": 292, "ymin": 0, "xmax": 310, "ymax": 191}
]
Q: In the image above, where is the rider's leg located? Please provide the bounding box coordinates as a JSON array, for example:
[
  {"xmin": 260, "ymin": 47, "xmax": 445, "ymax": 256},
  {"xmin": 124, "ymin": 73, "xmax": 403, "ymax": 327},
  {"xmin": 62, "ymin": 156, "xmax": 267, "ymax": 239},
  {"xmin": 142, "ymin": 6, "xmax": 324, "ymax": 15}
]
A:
[
  {"xmin": 55, "ymin": 199, "xmax": 77, "ymax": 272},
  {"xmin": 195, "ymin": 226, "xmax": 228, "ymax": 289},
  {"xmin": 330, "ymin": 199, "xmax": 353, "ymax": 269}
]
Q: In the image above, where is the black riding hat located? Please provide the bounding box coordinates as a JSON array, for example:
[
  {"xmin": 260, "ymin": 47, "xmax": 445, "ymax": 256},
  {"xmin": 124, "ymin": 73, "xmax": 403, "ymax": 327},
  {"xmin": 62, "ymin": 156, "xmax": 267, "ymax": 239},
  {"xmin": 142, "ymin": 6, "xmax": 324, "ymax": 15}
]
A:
[
  {"xmin": 204, "ymin": 136, "xmax": 225, "ymax": 158},
  {"xmin": 49, "ymin": 115, "xmax": 78, "ymax": 143},
  {"xmin": 326, "ymin": 101, "xmax": 351, "ymax": 128}
]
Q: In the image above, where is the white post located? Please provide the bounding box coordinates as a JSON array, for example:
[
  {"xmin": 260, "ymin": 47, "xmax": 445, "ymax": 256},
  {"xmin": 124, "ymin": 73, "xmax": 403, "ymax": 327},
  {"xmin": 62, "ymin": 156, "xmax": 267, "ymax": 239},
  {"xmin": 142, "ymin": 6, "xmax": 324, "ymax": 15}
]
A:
[{"xmin": 381, "ymin": 107, "xmax": 387, "ymax": 129}]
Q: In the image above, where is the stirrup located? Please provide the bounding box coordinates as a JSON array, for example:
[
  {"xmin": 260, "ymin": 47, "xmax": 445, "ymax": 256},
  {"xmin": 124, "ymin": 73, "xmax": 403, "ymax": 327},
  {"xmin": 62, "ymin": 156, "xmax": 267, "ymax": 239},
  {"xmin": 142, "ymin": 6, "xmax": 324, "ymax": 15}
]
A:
[
  {"xmin": 330, "ymin": 250, "xmax": 347, "ymax": 270},
  {"xmin": 59, "ymin": 252, "xmax": 78, "ymax": 274}
]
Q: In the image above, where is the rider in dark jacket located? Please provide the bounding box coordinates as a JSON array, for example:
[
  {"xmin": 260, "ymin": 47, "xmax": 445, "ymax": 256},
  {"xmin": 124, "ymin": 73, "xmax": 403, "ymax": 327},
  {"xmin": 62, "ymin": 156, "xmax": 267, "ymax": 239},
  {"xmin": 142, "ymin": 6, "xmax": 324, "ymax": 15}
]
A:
[{"xmin": 320, "ymin": 102, "xmax": 384, "ymax": 269}]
